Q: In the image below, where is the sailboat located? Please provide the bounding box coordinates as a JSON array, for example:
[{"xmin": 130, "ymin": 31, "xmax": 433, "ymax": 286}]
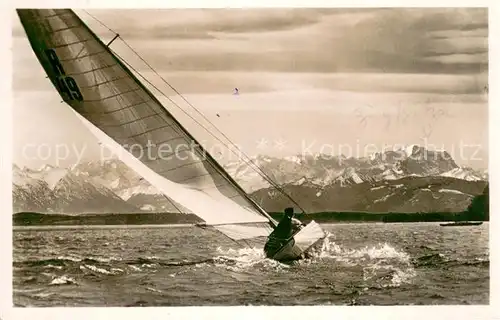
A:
[
  {"xmin": 439, "ymin": 221, "xmax": 483, "ymax": 227},
  {"xmin": 16, "ymin": 9, "xmax": 326, "ymax": 262}
]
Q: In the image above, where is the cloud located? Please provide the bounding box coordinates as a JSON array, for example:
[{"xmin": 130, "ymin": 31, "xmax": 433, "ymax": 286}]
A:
[
  {"xmin": 429, "ymin": 29, "xmax": 487, "ymax": 40},
  {"xmin": 80, "ymin": 8, "xmax": 329, "ymax": 40},
  {"xmin": 316, "ymin": 8, "xmax": 488, "ymax": 74},
  {"xmin": 12, "ymin": 8, "xmax": 488, "ymax": 86},
  {"xmin": 95, "ymin": 8, "xmax": 487, "ymax": 75},
  {"xmin": 423, "ymin": 53, "xmax": 487, "ymax": 65}
]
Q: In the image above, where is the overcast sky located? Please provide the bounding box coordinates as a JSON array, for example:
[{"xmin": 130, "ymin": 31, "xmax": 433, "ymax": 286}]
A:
[{"xmin": 12, "ymin": 8, "xmax": 488, "ymax": 169}]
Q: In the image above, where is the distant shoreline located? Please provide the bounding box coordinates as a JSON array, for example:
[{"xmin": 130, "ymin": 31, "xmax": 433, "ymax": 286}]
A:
[
  {"xmin": 12, "ymin": 210, "xmax": 487, "ymax": 227},
  {"xmin": 13, "ymin": 223, "xmax": 196, "ymax": 231}
]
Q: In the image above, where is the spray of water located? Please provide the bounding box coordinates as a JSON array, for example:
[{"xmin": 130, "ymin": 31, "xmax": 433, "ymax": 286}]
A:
[
  {"xmin": 212, "ymin": 232, "xmax": 416, "ymax": 287},
  {"xmin": 214, "ymin": 246, "xmax": 291, "ymax": 272}
]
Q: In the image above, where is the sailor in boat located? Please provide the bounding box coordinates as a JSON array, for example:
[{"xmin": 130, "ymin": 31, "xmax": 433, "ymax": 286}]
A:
[{"xmin": 264, "ymin": 207, "xmax": 303, "ymax": 257}]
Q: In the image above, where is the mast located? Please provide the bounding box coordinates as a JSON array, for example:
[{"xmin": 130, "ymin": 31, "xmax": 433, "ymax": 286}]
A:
[{"xmin": 70, "ymin": 11, "xmax": 277, "ymax": 227}]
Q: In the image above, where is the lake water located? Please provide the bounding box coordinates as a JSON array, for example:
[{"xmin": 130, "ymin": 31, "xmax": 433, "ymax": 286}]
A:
[{"xmin": 13, "ymin": 222, "xmax": 489, "ymax": 306}]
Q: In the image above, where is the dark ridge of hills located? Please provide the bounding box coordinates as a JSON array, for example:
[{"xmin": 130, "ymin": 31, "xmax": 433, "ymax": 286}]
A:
[
  {"xmin": 465, "ymin": 184, "xmax": 489, "ymax": 221},
  {"xmin": 251, "ymin": 176, "xmax": 487, "ymax": 213},
  {"xmin": 13, "ymin": 212, "xmax": 203, "ymax": 226},
  {"xmin": 269, "ymin": 210, "xmax": 488, "ymax": 224}
]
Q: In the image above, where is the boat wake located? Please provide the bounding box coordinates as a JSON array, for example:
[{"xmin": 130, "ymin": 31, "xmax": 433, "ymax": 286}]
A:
[
  {"xmin": 211, "ymin": 233, "xmax": 417, "ymax": 288},
  {"xmin": 213, "ymin": 247, "xmax": 290, "ymax": 272}
]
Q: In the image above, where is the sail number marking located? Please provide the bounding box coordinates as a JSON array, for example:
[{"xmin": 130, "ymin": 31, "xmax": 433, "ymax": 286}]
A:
[{"xmin": 45, "ymin": 49, "xmax": 84, "ymax": 101}]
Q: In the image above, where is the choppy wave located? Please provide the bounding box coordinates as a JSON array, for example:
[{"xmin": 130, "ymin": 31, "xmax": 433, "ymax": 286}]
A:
[
  {"xmin": 13, "ymin": 223, "xmax": 489, "ymax": 306},
  {"xmin": 50, "ymin": 275, "xmax": 77, "ymax": 285},
  {"xmin": 14, "ymin": 256, "xmax": 121, "ymax": 268},
  {"xmin": 15, "ymin": 232, "xmax": 488, "ymax": 290},
  {"xmin": 413, "ymin": 252, "xmax": 489, "ymax": 268}
]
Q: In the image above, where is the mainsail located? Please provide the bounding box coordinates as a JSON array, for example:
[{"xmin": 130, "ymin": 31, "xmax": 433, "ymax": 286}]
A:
[{"xmin": 17, "ymin": 9, "xmax": 276, "ymax": 240}]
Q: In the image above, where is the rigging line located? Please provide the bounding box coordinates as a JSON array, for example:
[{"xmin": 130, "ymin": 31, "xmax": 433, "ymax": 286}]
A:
[
  {"xmin": 242, "ymin": 239, "xmax": 252, "ymax": 248},
  {"xmin": 78, "ymin": 10, "xmax": 274, "ymax": 222},
  {"xmin": 116, "ymin": 37, "xmax": 304, "ymax": 210},
  {"xmin": 112, "ymin": 47, "xmax": 306, "ymax": 214},
  {"xmin": 109, "ymin": 48, "xmax": 276, "ymax": 223},
  {"xmin": 80, "ymin": 9, "xmax": 292, "ymax": 200},
  {"xmin": 81, "ymin": 10, "xmax": 307, "ymax": 213},
  {"xmin": 79, "ymin": 10, "xmax": 288, "ymax": 193},
  {"xmin": 81, "ymin": 9, "xmax": 114, "ymax": 33},
  {"xmin": 120, "ymin": 42, "xmax": 306, "ymax": 213}
]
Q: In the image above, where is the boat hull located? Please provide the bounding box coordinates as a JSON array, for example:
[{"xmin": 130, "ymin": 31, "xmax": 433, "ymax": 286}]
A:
[
  {"xmin": 440, "ymin": 221, "xmax": 483, "ymax": 227},
  {"xmin": 271, "ymin": 238, "xmax": 304, "ymax": 261},
  {"xmin": 265, "ymin": 220, "xmax": 325, "ymax": 262}
]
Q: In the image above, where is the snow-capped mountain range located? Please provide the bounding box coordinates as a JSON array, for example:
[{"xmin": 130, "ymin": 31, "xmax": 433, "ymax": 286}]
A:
[
  {"xmin": 226, "ymin": 144, "xmax": 486, "ymax": 192},
  {"xmin": 12, "ymin": 145, "xmax": 488, "ymax": 213},
  {"xmin": 13, "ymin": 163, "xmax": 139, "ymax": 213}
]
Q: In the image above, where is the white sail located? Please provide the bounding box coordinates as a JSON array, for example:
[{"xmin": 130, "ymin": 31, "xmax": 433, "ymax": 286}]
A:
[{"xmin": 17, "ymin": 9, "xmax": 274, "ymax": 240}]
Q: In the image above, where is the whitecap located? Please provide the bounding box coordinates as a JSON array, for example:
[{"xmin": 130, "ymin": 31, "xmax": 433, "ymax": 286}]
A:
[
  {"xmin": 129, "ymin": 265, "xmax": 142, "ymax": 271},
  {"xmin": 82, "ymin": 264, "xmax": 113, "ymax": 275},
  {"xmin": 50, "ymin": 275, "xmax": 76, "ymax": 285}
]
